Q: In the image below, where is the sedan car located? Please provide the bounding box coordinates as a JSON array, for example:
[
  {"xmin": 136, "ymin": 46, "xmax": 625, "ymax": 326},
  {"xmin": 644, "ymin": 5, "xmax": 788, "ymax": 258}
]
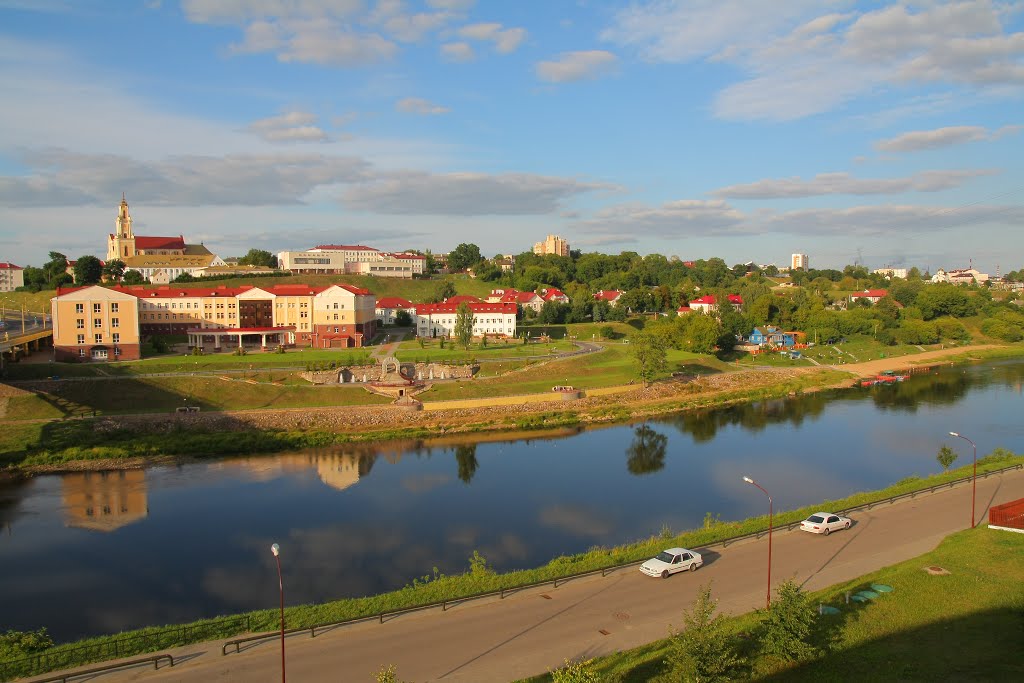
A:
[
  {"xmin": 639, "ymin": 547, "xmax": 703, "ymax": 578},
  {"xmin": 800, "ymin": 512, "xmax": 851, "ymax": 535}
]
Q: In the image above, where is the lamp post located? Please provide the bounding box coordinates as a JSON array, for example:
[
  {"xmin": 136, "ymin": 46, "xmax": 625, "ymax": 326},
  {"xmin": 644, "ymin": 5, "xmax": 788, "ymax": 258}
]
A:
[
  {"xmin": 949, "ymin": 431, "xmax": 977, "ymax": 528},
  {"xmin": 742, "ymin": 475, "xmax": 773, "ymax": 609},
  {"xmin": 270, "ymin": 543, "xmax": 286, "ymax": 683}
]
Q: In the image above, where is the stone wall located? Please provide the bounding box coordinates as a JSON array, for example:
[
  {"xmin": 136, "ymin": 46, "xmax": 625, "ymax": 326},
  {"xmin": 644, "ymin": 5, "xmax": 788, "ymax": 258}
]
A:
[{"xmin": 302, "ymin": 362, "xmax": 477, "ymax": 385}]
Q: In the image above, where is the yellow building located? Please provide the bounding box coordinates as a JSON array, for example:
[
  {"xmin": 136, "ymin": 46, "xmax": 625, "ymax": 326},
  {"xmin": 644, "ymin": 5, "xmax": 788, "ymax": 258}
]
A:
[
  {"xmin": 51, "ymin": 285, "xmax": 142, "ymax": 361},
  {"xmin": 62, "ymin": 470, "xmax": 148, "ymax": 532},
  {"xmin": 533, "ymin": 234, "xmax": 570, "ymax": 257}
]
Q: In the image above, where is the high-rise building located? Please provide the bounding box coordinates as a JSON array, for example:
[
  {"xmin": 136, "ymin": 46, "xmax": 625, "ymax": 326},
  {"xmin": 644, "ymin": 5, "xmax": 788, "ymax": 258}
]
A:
[
  {"xmin": 791, "ymin": 253, "xmax": 809, "ymax": 271},
  {"xmin": 533, "ymin": 235, "xmax": 569, "ymax": 257}
]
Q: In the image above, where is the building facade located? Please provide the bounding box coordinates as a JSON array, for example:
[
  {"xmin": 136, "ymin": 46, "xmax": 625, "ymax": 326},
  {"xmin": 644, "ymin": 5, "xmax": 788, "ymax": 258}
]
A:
[
  {"xmin": 414, "ymin": 302, "xmax": 517, "ymax": 339},
  {"xmin": 533, "ymin": 235, "xmax": 570, "ymax": 257},
  {"xmin": 791, "ymin": 253, "xmax": 809, "ymax": 271},
  {"xmin": 51, "ymin": 285, "xmax": 142, "ymax": 361},
  {"xmin": 0, "ymin": 262, "xmax": 24, "ymax": 292},
  {"xmin": 277, "ymin": 245, "xmax": 425, "ymax": 278}
]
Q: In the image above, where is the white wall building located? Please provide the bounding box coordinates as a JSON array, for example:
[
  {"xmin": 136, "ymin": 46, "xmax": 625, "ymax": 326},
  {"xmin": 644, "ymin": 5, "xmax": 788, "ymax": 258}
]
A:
[
  {"xmin": 791, "ymin": 253, "xmax": 809, "ymax": 271},
  {"xmin": 277, "ymin": 245, "xmax": 425, "ymax": 277},
  {"xmin": 414, "ymin": 302, "xmax": 517, "ymax": 338}
]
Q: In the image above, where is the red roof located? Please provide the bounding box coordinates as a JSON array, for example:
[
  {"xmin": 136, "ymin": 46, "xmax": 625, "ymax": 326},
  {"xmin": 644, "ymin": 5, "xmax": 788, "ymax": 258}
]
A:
[
  {"xmin": 501, "ymin": 291, "xmax": 540, "ymax": 304},
  {"xmin": 445, "ymin": 295, "xmax": 482, "ymax": 304},
  {"xmin": 415, "ymin": 302, "xmax": 517, "ymax": 315},
  {"xmin": 541, "ymin": 288, "xmax": 567, "ymax": 301},
  {"xmin": 593, "ymin": 290, "xmax": 621, "ymax": 301},
  {"xmin": 690, "ymin": 294, "xmax": 744, "ymax": 306},
  {"xmin": 312, "ymin": 244, "xmax": 378, "ymax": 251},
  {"xmin": 852, "ymin": 289, "xmax": 888, "ymax": 298},
  {"xmin": 0, "ymin": 262, "xmax": 22, "ymax": 269},
  {"xmin": 135, "ymin": 235, "xmax": 186, "ymax": 250},
  {"xmin": 376, "ymin": 296, "xmax": 413, "ymax": 308},
  {"xmin": 677, "ymin": 305, "xmax": 692, "ymax": 313},
  {"xmin": 58, "ymin": 283, "xmax": 371, "ymax": 298},
  {"xmin": 390, "ymin": 253, "xmax": 426, "ymax": 260}
]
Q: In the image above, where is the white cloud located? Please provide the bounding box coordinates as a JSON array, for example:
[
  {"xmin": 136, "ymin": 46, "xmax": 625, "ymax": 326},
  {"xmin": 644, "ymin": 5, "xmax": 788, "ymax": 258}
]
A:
[
  {"xmin": 603, "ymin": 0, "xmax": 1024, "ymax": 121},
  {"xmin": 713, "ymin": 169, "xmax": 997, "ymax": 198},
  {"xmin": 395, "ymin": 97, "xmax": 450, "ymax": 115},
  {"xmin": 576, "ymin": 199, "xmax": 747, "ymax": 238},
  {"xmin": 248, "ymin": 111, "xmax": 329, "ymax": 143},
  {"xmin": 874, "ymin": 125, "xmax": 1017, "ymax": 152},
  {"xmin": 457, "ymin": 22, "xmax": 527, "ymax": 54},
  {"xmin": 342, "ymin": 171, "xmax": 614, "ymax": 215},
  {"xmin": 440, "ymin": 41, "xmax": 474, "ymax": 62},
  {"xmin": 181, "ymin": 0, "xmax": 364, "ymax": 25},
  {"xmin": 536, "ymin": 50, "xmax": 617, "ymax": 83}
]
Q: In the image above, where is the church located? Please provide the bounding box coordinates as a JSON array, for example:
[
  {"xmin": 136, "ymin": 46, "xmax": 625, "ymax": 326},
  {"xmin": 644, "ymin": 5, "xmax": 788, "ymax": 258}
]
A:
[{"xmin": 106, "ymin": 195, "xmax": 225, "ymax": 283}]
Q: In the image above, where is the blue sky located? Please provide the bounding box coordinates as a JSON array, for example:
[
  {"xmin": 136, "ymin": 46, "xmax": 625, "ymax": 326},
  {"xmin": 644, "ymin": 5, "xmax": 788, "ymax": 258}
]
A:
[{"xmin": 1, "ymin": 0, "xmax": 1022, "ymax": 274}]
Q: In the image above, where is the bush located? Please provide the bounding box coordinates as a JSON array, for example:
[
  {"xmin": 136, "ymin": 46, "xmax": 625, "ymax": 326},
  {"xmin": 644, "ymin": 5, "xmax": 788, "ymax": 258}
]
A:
[
  {"xmin": 664, "ymin": 583, "xmax": 745, "ymax": 682},
  {"xmin": 759, "ymin": 579, "xmax": 818, "ymax": 661},
  {"xmin": 0, "ymin": 628, "xmax": 54, "ymax": 660},
  {"xmin": 550, "ymin": 658, "xmax": 603, "ymax": 683}
]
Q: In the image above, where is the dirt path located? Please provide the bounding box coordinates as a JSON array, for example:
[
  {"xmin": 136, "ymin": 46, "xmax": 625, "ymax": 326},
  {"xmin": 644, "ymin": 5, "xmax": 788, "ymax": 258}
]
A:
[{"xmin": 827, "ymin": 344, "xmax": 1003, "ymax": 377}]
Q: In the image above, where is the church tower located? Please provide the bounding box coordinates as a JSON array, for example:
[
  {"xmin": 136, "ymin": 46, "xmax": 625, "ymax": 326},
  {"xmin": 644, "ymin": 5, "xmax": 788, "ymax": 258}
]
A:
[{"xmin": 107, "ymin": 194, "xmax": 136, "ymax": 261}]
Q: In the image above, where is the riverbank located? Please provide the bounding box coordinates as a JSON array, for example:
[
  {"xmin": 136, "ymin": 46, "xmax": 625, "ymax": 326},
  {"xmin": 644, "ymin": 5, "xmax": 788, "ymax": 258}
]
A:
[{"xmin": 5, "ymin": 343, "xmax": 1021, "ymax": 474}]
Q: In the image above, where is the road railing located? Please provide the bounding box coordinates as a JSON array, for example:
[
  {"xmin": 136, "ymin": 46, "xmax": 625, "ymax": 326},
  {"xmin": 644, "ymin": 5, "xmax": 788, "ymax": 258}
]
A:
[
  {"xmin": 20, "ymin": 654, "xmax": 173, "ymax": 683},
  {"xmin": 220, "ymin": 461, "xmax": 1024, "ymax": 657}
]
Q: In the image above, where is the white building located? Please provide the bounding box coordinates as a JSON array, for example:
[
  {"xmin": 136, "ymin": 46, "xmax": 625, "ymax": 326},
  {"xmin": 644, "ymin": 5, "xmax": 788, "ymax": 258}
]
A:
[
  {"xmin": 873, "ymin": 268, "xmax": 908, "ymax": 279},
  {"xmin": 414, "ymin": 302, "xmax": 517, "ymax": 338},
  {"xmin": 0, "ymin": 262, "xmax": 24, "ymax": 292},
  {"xmin": 277, "ymin": 245, "xmax": 425, "ymax": 278},
  {"xmin": 931, "ymin": 268, "xmax": 989, "ymax": 285},
  {"xmin": 791, "ymin": 253, "xmax": 809, "ymax": 271}
]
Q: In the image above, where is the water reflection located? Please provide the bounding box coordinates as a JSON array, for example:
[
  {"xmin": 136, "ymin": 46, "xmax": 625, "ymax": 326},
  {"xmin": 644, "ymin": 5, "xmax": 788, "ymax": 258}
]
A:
[
  {"xmin": 62, "ymin": 470, "xmax": 148, "ymax": 532},
  {"xmin": 626, "ymin": 424, "xmax": 667, "ymax": 475},
  {"xmin": 455, "ymin": 445, "xmax": 479, "ymax": 484}
]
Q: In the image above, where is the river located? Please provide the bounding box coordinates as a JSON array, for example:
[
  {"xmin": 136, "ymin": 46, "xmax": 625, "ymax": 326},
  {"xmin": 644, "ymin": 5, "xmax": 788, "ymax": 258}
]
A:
[{"xmin": 2, "ymin": 360, "xmax": 1023, "ymax": 642}]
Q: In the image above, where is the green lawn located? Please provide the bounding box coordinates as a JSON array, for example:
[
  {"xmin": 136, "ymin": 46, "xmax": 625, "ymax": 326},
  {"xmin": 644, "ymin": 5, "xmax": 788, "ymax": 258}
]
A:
[{"xmin": 522, "ymin": 526, "xmax": 1024, "ymax": 682}]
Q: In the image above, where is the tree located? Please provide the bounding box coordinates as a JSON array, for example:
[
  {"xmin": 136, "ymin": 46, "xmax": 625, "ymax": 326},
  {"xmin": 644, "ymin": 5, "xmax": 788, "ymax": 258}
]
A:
[
  {"xmin": 73, "ymin": 255, "xmax": 103, "ymax": 285},
  {"xmin": 455, "ymin": 444, "xmax": 478, "ymax": 484},
  {"xmin": 429, "ymin": 279, "xmax": 457, "ymax": 303},
  {"xmin": 122, "ymin": 269, "xmax": 146, "ymax": 285},
  {"xmin": 454, "ymin": 301, "xmax": 474, "ymax": 349},
  {"xmin": 685, "ymin": 314, "xmax": 722, "ymax": 354},
  {"xmin": 172, "ymin": 272, "xmax": 197, "ymax": 283},
  {"xmin": 663, "ymin": 583, "xmax": 745, "ymax": 682},
  {"xmin": 394, "ymin": 310, "xmax": 412, "ymax": 327},
  {"xmin": 631, "ymin": 331, "xmax": 668, "ymax": 386},
  {"xmin": 44, "ymin": 252, "xmax": 68, "ymax": 284},
  {"xmin": 238, "ymin": 249, "xmax": 277, "ymax": 268},
  {"xmin": 760, "ymin": 579, "xmax": 818, "ymax": 662},
  {"xmin": 936, "ymin": 445, "xmax": 958, "ymax": 472},
  {"xmin": 102, "ymin": 259, "xmax": 126, "ymax": 283},
  {"xmin": 448, "ymin": 243, "xmax": 483, "ymax": 272}
]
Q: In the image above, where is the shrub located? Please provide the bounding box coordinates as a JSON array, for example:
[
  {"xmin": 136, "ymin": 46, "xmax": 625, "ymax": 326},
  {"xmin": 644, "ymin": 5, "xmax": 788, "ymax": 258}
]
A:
[
  {"xmin": 759, "ymin": 579, "xmax": 818, "ymax": 662},
  {"xmin": 550, "ymin": 658, "xmax": 603, "ymax": 683},
  {"xmin": 663, "ymin": 583, "xmax": 745, "ymax": 682}
]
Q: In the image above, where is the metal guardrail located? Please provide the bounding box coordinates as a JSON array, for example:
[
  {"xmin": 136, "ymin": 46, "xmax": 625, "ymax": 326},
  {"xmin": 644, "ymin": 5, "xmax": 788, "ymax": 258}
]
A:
[
  {"xmin": 220, "ymin": 461, "xmax": 1024, "ymax": 656},
  {"xmin": 1, "ymin": 617, "xmax": 247, "ymax": 682},
  {"xmin": 23, "ymin": 654, "xmax": 173, "ymax": 683}
]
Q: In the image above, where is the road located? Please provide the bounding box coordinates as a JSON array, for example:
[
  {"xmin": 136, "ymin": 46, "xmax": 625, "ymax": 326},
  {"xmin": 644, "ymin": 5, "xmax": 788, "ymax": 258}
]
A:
[{"xmin": 28, "ymin": 467, "xmax": 1024, "ymax": 683}]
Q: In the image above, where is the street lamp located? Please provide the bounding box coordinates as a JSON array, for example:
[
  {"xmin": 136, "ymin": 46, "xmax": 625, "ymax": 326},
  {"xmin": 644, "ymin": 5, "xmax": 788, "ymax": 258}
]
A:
[
  {"xmin": 742, "ymin": 475, "xmax": 773, "ymax": 609},
  {"xmin": 949, "ymin": 431, "xmax": 978, "ymax": 528},
  {"xmin": 270, "ymin": 543, "xmax": 286, "ymax": 683}
]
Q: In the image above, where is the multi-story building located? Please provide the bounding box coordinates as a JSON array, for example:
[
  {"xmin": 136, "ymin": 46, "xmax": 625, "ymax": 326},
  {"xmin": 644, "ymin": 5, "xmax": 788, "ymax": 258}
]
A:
[
  {"xmin": 51, "ymin": 286, "xmax": 142, "ymax": 361},
  {"xmin": 872, "ymin": 267, "xmax": 908, "ymax": 279},
  {"xmin": 533, "ymin": 235, "xmax": 570, "ymax": 257},
  {"xmin": 52, "ymin": 282, "xmax": 377, "ymax": 360},
  {"xmin": 277, "ymin": 245, "xmax": 425, "ymax": 278},
  {"xmin": 414, "ymin": 302, "xmax": 517, "ymax": 339},
  {"xmin": 0, "ymin": 262, "xmax": 24, "ymax": 292},
  {"xmin": 689, "ymin": 294, "xmax": 744, "ymax": 314},
  {"xmin": 791, "ymin": 253, "xmax": 809, "ymax": 271},
  {"xmin": 375, "ymin": 297, "xmax": 415, "ymax": 325}
]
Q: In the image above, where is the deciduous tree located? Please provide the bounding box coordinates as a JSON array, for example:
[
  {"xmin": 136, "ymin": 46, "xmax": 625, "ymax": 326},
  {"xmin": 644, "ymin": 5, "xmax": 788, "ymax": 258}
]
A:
[{"xmin": 454, "ymin": 301, "xmax": 474, "ymax": 349}]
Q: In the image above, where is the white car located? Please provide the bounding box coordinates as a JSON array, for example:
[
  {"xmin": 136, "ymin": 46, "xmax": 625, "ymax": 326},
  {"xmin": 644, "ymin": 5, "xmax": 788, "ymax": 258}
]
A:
[
  {"xmin": 639, "ymin": 547, "xmax": 703, "ymax": 578},
  {"xmin": 800, "ymin": 512, "xmax": 851, "ymax": 535}
]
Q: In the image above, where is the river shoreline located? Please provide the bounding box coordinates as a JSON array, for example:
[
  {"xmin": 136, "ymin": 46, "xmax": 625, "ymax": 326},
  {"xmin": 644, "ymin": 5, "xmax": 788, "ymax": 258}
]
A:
[{"xmin": 10, "ymin": 343, "xmax": 1020, "ymax": 476}]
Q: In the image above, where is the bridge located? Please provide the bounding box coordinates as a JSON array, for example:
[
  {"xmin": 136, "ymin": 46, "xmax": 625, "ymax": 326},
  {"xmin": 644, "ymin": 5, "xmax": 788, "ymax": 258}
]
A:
[{"xmin": 0, "ymin": 310, "xmax": 54, "ymax": 371}]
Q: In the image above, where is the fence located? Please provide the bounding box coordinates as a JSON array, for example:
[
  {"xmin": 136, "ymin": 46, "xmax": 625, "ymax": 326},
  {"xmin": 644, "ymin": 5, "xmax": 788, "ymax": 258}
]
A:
[{"xmin": 989, "ymin": 497, "xmax": 1024, "ymax": 530}]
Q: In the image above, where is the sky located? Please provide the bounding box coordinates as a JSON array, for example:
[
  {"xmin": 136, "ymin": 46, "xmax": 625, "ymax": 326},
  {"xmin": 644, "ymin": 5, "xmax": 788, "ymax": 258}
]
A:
[{"xmin": 0, "ymin": 0, "xmax": 1022, "ymax": 274}]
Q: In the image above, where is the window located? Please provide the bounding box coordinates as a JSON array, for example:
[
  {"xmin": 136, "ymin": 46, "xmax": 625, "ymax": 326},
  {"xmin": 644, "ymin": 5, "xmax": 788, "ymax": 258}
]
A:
[
  {"xmin": 76, "ymin": 318, "xmax": 84, "ymax": 329},
  {"xmin": 93, "ymin": 303, "xmax": 102, "ymax": 313},
  {"xmin": 112, "ymin": 333, "xmax": 120, "ymax": 343},
  {"xmin": 111, "ymin": 318, "xmax": 119, "ymax": 328},
  {"xmin": 75, "ymin": 304, "xmax": 84, "ymax": 313},
  {"xmin": 93, "ymin": 318, "xmax": 102, "ymax": 328},
  {"xmin": 77, "ymin": 334, "xmax": 85, "ymax": 344},
  {"xmin": 94, "ymin": 333, "xmax": 103, "ymax": 344},
  {"xmin": 333, "ymin": 314, "xmax": 339, "ymax": 321},
  {"xmin": 111, "ymin": 303, "xmax": 119, "ymax": 312},
  {"xmin": 114, "ymin": 347, "xmax": 121, "ymax": 356}
]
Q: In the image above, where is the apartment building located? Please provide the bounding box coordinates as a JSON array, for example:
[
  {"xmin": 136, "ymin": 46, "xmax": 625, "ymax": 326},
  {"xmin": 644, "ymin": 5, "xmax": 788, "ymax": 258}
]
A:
[
  {"xmin": 533, "ymin": 235, "xmax": 570, "ymax": 257},
  {"xmin": 414, "ymin": 302, "xmax": 517, "ymax": 339},
  {"xmin": 51, "ymin": 286, "xmax": 142, "ymax": 361},
  {"xmin": 0, "ymin": 262, "xmax": 24, "ymax": 292},
  {"xmin": 277, "ymin": 245, "xmax": 426, "ymax": 278},
  {"xmin": 791, "ymin": 253, "xmax": 809, "ymax": 271}
]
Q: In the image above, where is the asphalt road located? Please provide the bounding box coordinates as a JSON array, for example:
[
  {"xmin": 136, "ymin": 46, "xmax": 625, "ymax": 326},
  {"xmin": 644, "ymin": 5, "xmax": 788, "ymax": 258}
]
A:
[{"xmin": 27, "ymin": 468, "xmax": 1024, "ymax": 683}]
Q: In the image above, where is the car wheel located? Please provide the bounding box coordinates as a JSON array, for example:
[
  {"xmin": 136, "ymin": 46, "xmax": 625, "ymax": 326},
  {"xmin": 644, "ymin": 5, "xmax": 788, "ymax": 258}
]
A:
[
  {"xmin": 824, "ymin": 527, "xmax": 831, "ymax": 536},
  {"xmin": 844, "ymin": 521, "xmax": 851, "ymax": 530},
  {"xmin": 661, "ymin": 570, "xmax": 669, "ymax": 579},
  {"xmin": 689, "ymin": 562, "xmax": 698, "ymax": 572}
]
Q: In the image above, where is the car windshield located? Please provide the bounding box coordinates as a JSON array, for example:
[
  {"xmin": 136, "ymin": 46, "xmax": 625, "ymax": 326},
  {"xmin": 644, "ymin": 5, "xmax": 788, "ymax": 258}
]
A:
[
  {"xmin": 655, "ymin": 551, "xmax": 675, "ymax": 563},
  {"xmin": 807, "ymin": 515, "xmax": 825, "ymax": 524}
]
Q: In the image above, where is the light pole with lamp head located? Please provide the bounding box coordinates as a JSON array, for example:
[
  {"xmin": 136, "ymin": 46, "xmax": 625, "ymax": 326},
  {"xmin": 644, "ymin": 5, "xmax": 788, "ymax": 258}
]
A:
[
  {"xmin": 742, "ymin": 475, "xmax": 773, "ymax": 610},
  {"xmin": 949, "ymin": 431, "xmax": 977, "ymax": 528},
  {"xmin": 270, "ymin": 543, "xmax": 286, "ymax": 683}
]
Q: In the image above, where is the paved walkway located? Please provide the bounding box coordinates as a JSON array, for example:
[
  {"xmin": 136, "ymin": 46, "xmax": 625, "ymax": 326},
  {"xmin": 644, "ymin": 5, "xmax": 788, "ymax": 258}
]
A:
[{"xmin": 29, "ymin": 467, "xmax": 1024, "ymax": 683}]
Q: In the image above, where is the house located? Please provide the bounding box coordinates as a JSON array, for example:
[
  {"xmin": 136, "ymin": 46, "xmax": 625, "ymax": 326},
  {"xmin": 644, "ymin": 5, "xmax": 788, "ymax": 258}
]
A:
[
  {"xmin": 848, "ymin": 289, "xmax": 888, "ymax": 305},
  {"xmin": 499, "ymin": 289, "xmax": 544, "ymax": 312},
  {"xmin": 676, "ymin": 305, "xmax": 692, "ymax": 315},
  {"xmin": 593, "ymin": 290, "xmax": 622, "ymax": 306},
  {"xmin": 689, "ymin": 294, "xmax": 744, "ymax": 314},
  {"xmin": 375, "ymin": 297, "xmax": 415, "ymax": 325},
  {"xmin": 414, "ymin": 302, "xmax": 517, "ymax": 339},
  {"xmin": 749, "ymin": 326, "xmax": 796, "ymax": 348},
  {"xmin": 444, "ymin": 295, "xmax": 482, "ymax": 305},
  {"xmin": 541, "ymin": 288, "xmax": 570, "ymax": 304},
  {"xmin": 931, "ymin": 268, "xmax": 989, "ymax": 285}
]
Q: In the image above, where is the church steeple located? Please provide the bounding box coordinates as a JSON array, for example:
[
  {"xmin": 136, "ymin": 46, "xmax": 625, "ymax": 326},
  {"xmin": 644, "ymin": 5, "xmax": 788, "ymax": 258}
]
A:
[{"xmin": 116, "ymin": 193, "xmax": 133, "ymax": 238}]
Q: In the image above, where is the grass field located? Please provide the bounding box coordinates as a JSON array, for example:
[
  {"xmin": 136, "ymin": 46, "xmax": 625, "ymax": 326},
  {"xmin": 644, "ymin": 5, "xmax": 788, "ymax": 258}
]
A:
[{"xmin": 523, "ymin": 526, "xmax": 1024, "ymax": 682}]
